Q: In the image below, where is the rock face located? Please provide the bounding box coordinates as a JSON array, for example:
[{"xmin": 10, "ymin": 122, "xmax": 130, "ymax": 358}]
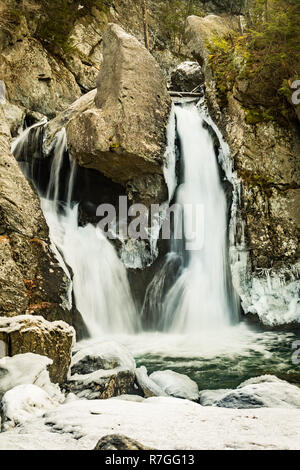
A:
[
  {"xmin": 185, "ymin": 14, "xmax": 300, "ymax": 326},
  {"xmin": 0, "ymin": 316, "xmax": 75, "ymax": 383},
  {"xmin": 94, "ymin": 434, "xmax": 151, "ymax": 450},
  {"xmin": 185, "ymin": 14, "xmax": 239, "ymax": 63},
  {"xmin": 66, "ymin": 23, "xmax": 171, "ymax": 205},
  {"xmin": 218, "ymin": 94, "xmax": 300, "ymax": 272},
  {"xmin": 170, "ymin": 61, "xmax": 204, "ymax": 93},
  {"xmin": 200, "ymin": 375, "xmax": 300, "ymax": 409},
  {"xmin": 207, "ymin": 87, "xmax": 300, "ymax": 326},
  {"xmin": 0, "ymin": 38, "xmax": 81, "ymax": 119}
]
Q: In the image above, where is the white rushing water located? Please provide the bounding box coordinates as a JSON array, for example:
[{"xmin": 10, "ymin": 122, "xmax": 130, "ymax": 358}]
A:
[
  {"xmin": 161, "ymin": 102, "xmax": 240, "ymax": 332},
  {"xmin": 41, "ymin": 200, "xmax": 138, "ymax": 336},
  {"xmin": 12, "ymin": 124, "xmax": 138, "ymax": 337}
]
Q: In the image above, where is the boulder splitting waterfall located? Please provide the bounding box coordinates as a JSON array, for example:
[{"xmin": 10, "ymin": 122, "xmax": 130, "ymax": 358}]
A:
[{"xmin": 12, "ymin": 101, "xmax": 240, "ymax": 337}]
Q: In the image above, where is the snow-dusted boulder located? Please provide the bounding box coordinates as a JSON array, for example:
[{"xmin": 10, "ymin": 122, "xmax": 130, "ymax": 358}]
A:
[
  {"xmin": 135, "ymin": 366, "xmax": 167, "ymax": 398},
  {"xmin": 65, "ymin": 341, "xmax": 136, "ymax": 400},
  {"xmin": 1, "ymin": 384, "xmax": 59, "ymax": 431},
  {"xmin": 71, "ymin": 341, "xmax": 136, "ymax": 376},
  {"xmin": 0, "ymin": 315, "xmax": 75, "ymax": 383},
  {"xmin": 199, "ymin": 389, "xmax": 231, "ymax": 406},
  {"xmin": 201, "ymin": 375, "xmax": 300, "ymax": 409},
  {"xmin": 149, "ymin": 370, "xmax": 199, "ymax": 401},
  {"xmin": 65, "ymin": 369, "xmax": 136, "ymax": 400},
  {"xmin": 0, "ymin": 353, "xmax": 63, "ymax": 402}
]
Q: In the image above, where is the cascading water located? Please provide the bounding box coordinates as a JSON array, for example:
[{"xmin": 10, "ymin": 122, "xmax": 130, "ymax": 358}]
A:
[
  {"xmin": 12, "ymin": 124, "xmax": 139, "ymax": 337},
  {"xmin": 143, "ymin": 101, "xmax": 240, "ymax": 333}
]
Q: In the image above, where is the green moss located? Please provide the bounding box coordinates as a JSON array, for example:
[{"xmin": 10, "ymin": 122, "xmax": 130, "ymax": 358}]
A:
[
  {"xmin": 239, "ymin": 170, "xmax": 275, "ymax": 197},
  {"xmin": 208, "ymin": 0, "xmax": 300, "ymax": 126},
  {"xmin": 244, "ymin": 108, "xmax": 274, "ymax": 125},
  {"xmin": 109, "ymin": 143, "xmax": 120, "ymax": 149},
  {"xmin": 31, "ymin": 0, "xmax": 112, "ymax": 57}
]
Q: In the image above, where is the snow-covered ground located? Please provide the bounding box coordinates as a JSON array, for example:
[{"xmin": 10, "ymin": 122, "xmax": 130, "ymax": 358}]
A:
[{"xmin": 0, "ymin": 396, "xmax": 299, "ymax": 450}]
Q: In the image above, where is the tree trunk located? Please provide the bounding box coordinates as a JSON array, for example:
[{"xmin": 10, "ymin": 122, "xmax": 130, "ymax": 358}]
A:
[
  {"xmin": 142, "ymin": 0, "xmax": 150, "ymax": 50},
  {"xmin": 265, "ymin": 0, "xmax": 269, "ymax": 21}
]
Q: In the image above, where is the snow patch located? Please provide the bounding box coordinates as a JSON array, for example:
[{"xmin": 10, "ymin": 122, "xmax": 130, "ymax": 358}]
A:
[{"xmin": 1, "ymin": 384, "xmax": 58, "ymax": 431}]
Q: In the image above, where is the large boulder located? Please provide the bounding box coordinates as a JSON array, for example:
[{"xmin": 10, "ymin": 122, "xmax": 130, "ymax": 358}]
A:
[
  {"xmin": 0, "ymin": 315, "xmax": 75, "ymax": 384},
  {"xmin": 66, "ymin": 23, "xmax": 171, "ymax": 205},
  {"xmin": 65, "ymin": 369, "xmax": 136, "ymax": 400},
  {"xmin": 170, "ymin": 61, "xmax": 204, "ymax": 93},
  {"xmin": 70, "ymin": 341, "xmax": 136, "ymax": 375}
]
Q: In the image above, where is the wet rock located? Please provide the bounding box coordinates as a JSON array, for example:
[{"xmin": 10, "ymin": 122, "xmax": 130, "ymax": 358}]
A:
[
  {"xmin": 149, "ymin": 370, "xmax": 199, "ymax": 401},
  {"xmin": 170, "ymin": 61, "xmax": 204, "ymax": 93},
  {"xmin": 94, "ymin": 434, "xmax": 151, "ymax": 450},
  {"xmin": 0, "ymin": 315, "xmax": 75, "ymax": 384}
]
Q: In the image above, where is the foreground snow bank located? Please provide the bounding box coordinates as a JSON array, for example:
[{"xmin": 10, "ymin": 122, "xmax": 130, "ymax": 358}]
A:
[{"xmin": 0, "ymin": 396, "xmax": 299, "ymax": 450}]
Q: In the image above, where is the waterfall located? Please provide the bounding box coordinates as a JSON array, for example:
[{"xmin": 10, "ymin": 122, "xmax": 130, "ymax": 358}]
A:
[
  {"xmin": 12, "ymin": 101, "xmax": 240, "ymax": 338},
  {"xmin": 143, "ymin": 101, "xmax": 240, "ymax": 333},
  {"xmin": 12, "ymin": 124, "xmax": 139, "ymax": 338}
]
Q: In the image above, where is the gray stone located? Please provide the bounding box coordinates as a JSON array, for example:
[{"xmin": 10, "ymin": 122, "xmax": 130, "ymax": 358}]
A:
[
  {"xmin": 170, "ymin": 61, "xmax": 204, "ymax": 93},
  {"xmin": 94, "ymin": 434, "xmax": 152, "ymax": 450}
]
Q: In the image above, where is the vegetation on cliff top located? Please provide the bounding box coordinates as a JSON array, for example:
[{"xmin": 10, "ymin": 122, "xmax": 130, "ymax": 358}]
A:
[
  {"xmin": 34, "ymin": 0, "xmax": 112, "ymax": 56},
  {"xmin": 208, "ymin": 0, "xmax": 300, "ymax": 125},
  {"xmin": 157, "ymin": 0, "xmax": 204, "ymax": 53}
]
